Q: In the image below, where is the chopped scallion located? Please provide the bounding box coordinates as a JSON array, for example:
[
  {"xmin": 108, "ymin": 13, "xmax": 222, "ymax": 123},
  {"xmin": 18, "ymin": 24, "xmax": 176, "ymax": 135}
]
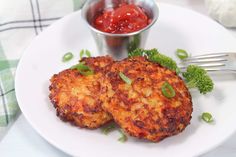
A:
[
  {"xmin": 70, "ymin": 62, "xmax": 94, "ymax": 76},
  {"xmin": 62, "ymin": 52, "xmax": 73, "ymax": 62},
  {"xmin": 176, "ymin": 49, "xmax": 188, "ymax": 60},
  {"xmin": 118, "ymin": 129, "xmax": 127, "ymax": 142},
  {"xmin": 102, "ymin": 123, "xmax": 116, "ymax": 135},
  {"xmin": 79, "ymin": 50, "xmax": 84, "ymax": 59},
  {"xmin": 79, "ymin": 70, "xmax": 94, "ymax": 76},
  {"xmin": 119, "ymin": 72, "xmax": 132, "ymax": 85},
  {"xmin": 161, "ymin": 81, "xmax": 175, "ymax": 98},
  {"xmin": 201, "ymin": 112, "xmax": 214, "ymax": 123},
  {"xmin": 80, "ymin": 49, "xmax": 92, "ymax": 58},
  {"xmin": 85, "ymin": 50, "xmax": 91, "ymax": 57}
]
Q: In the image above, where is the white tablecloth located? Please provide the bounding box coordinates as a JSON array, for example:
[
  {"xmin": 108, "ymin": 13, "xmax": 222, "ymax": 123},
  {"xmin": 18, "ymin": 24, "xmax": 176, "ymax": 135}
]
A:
[{"xmin": 1, "ymin": 0, "xmax": 236, "ymax": 156}]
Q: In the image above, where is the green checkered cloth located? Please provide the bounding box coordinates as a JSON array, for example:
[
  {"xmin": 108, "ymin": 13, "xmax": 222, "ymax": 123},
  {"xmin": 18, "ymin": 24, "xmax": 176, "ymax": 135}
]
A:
[{"xmin": 0, "ymin": 0, "xmax": 85, "ymax": 138}]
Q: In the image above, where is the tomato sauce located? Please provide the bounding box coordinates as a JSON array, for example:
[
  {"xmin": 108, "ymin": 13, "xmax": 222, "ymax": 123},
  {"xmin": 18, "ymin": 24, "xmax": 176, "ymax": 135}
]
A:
[{"xmin": 94, "ymin": 3, "xmax": 151, "ymax": 34}]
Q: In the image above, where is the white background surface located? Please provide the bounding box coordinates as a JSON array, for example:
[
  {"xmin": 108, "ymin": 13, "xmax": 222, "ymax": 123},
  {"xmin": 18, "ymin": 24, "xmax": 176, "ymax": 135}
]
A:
[{"xmin": 0, "ymin": 0, "xmax": 236, "ymax": 157}]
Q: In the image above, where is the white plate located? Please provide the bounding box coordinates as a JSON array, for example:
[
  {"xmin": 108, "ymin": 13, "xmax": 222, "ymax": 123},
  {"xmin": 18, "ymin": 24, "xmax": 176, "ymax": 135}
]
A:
[{"xmin": 15, "ymin": 3, "xmax": 236, "ymax": 157}]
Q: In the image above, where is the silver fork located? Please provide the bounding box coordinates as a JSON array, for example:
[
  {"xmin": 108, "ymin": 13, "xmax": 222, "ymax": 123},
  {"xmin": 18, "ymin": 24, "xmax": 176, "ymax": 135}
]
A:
[{"xmin": 179, "ymin": 53, "xmax": 236, "ymax": 73}]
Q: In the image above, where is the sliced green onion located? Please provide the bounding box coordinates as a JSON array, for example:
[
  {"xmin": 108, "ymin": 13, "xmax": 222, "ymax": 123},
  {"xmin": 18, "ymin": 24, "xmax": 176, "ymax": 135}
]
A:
[
  {"xmin": 161, "ymin": 81, "xmax": 175, "ymax": 98},
  {"xmin": 118, "ymin": 129, "xmax": 127, "ymax": 143},
  {"xmin": 102, "ymin": 123, "xmax": 116, "ymax": 135},
  {"xmin": 201, "ymin": 112, "xmax": 214, "ymax": 123},
  {"xmin": 176, "ymin": 49, "xmax": 188, "ymax": 60},
  {"xmin": 62, "ymin": 52, "xmax": 74, "ymax": 62},
  {"xmin": 80, "ymin": 49, "xmax": 92, "ymax": 58},
  {"xmin": 119, "ymin": 72, "xmax": 132, "ymax": 85},
  {"xmin": 80, "ymin": 50, "xmax": 85, "ymax": 59},
  {"xmin": 79, "ymin": 70, "xmax": 94, "ymax": 76},
  {"xmin": 70, "ymin": 62, "xmax": 94, "ymax": 76},
  {"xmin": 85, "ymin": 50, "xmax": 91, "ymax": 57}
]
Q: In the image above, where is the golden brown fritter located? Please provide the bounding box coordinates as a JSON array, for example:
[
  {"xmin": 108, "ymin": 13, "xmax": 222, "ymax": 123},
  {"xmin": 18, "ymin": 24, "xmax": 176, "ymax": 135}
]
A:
[
  {"xmin": 100, "ymin": 56, "xmax": 193, "ymax": 142},
  {"xmin": 49, "ymin": 56, "xmax": 113, "ymax": 129}
]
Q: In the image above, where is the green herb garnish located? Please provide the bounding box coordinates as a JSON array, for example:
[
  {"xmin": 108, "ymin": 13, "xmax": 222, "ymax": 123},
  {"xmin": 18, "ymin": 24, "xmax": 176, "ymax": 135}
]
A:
[
  {"xmin": 118, "ymin": 129, "xmax": 127, "ymax": 142},
  {"xmin": 62, "ymin": 52, "xmax": 74, "ymax": 62},
  {"xmin": 182, "ymin": 65, "xmax": 214, "ymax": 94},
  {"xmin": 85, "ymin": 50, "xmax": 91, "ymax": 57},
  {"xmin": 102, "ymin": 123, "xmax": 116, "ymax": 135},
  {"xmin": 119, "ymin": 72, "xmax": 132, "ymax": 85},
  {"xmin": 71, "ymin": 62, "xmax": 94, "ymax": 76},
  {"xmin": 201, "ymin": 112, "xmax": 214, "ymax": 123},
  {"xmin": 79, "ymin": 50, "xmax": 84, "ymax": 59},
  {"xmin": 161, "ymin": 81, "xmax": 176, "ymax": 98},
  {"xmin": 80, "ymin": 49, "xmax": 92, "ymax": 58},
  {"xmin": 176, "ymin": 49, "xmax": 189, "ymax": 60},
  {"xmin": 129, "ymin": 48, "xmax": 178, "ymax": 72}
]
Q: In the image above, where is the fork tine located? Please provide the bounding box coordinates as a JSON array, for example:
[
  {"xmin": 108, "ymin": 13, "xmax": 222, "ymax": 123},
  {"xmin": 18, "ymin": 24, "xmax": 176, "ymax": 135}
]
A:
[
  {"xmin": 193, "ymin": 63, "xmax": 226, "ymax": 68},
  {"xmin": 203, "ymin": 68, "xmax": 236, "ymax": 73},
  {"xmin": 203, "ymin": 68, "xmax": 224, "ymax": 72},
  {"xmin": 179, "ymin": 63, "xmax": 225, "ymax": 69},
  {"xmin": 180, "ymin": 67, "xmax": 225, "ymax": 73},
  {"xmin": 179, "ymin": 53, "xmax": 236, "ymax": 73},
  {"xmin": 182, "ymin": 58, "xmax": 227, "ymax": 64},
  {"xmin": 183, "ymin": 53, "xmax": 228, "ymax": 61}
]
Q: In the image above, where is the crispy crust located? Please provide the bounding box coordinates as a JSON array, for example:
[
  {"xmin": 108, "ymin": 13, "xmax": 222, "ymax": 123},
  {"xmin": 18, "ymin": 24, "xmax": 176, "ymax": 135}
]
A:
[
  {"xmin": 80, "ymin": 55, "xmax": 114, "ymax": 72},
  {"xmin": 49, "ymin": 56, "xmax": 113, "ymax": 129},
  {"xmin": 100, "ymin": 57, "xmax": 193, "ymax": 142}
]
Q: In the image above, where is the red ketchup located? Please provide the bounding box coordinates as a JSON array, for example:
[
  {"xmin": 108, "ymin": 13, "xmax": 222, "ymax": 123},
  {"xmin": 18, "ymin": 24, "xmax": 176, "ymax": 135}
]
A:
[{"xmin": 94, "ymin": 3, "xmax": 151, "ymax": 34}]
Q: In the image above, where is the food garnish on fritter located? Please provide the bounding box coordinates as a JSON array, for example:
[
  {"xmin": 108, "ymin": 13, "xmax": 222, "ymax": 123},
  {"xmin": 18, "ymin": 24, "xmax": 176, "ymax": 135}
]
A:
[{"xmin": 49, "ymin": 56, "xmax": 113, "ymax": 129}]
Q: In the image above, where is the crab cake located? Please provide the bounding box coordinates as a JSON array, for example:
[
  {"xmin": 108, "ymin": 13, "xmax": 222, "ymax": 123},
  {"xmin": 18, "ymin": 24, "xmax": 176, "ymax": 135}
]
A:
[
  {"xmin": 49, "ymin": 56, "xmax": 113, "ymax": 129},
  {"xmin": 100, "ymin": 56, "xmax": 193, "ymax": 142}
]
